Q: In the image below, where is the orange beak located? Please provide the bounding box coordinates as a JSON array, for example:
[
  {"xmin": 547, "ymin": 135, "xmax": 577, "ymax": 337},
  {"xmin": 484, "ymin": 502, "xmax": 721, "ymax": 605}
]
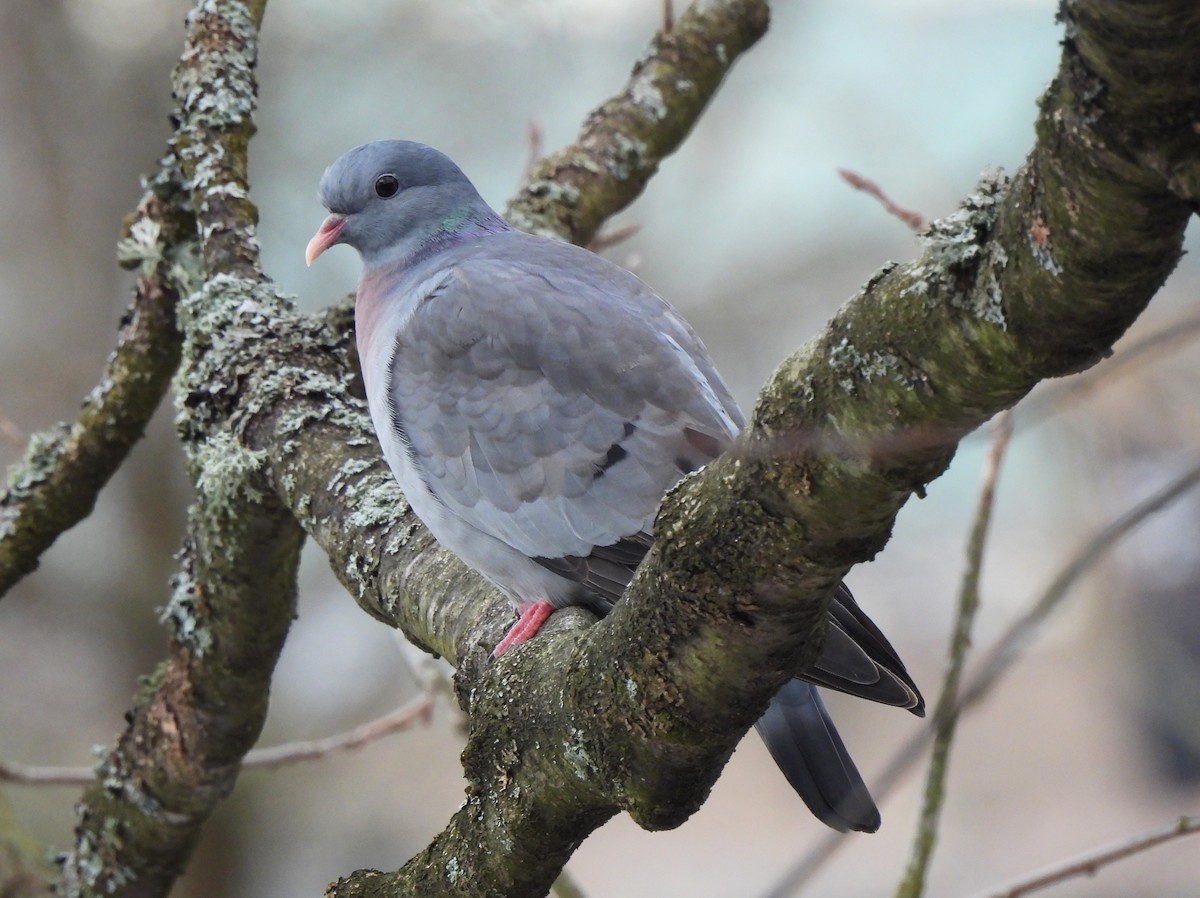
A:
[{"xmin": 305, "ymin": 214, "xmax": 347, "ymax": 266}]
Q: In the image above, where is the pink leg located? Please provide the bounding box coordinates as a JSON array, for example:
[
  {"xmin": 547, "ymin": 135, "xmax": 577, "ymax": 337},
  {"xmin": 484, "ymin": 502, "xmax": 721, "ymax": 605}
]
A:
[{"xmin": 493, "ymin": 601, "xmax": 555, "ymax": 656}]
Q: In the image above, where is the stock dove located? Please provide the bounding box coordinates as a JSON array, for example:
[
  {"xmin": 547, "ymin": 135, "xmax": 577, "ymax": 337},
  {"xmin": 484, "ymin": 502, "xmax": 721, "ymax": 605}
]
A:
[{"xmin": 306, "ymin": 140, "xmax": 923, "ymax": 831}]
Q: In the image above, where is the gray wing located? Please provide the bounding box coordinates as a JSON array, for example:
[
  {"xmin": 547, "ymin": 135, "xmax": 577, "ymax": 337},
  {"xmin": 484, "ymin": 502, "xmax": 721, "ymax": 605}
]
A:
[{"xmin": 388, "ymin": 235, "xmax": 742, "ymax": 568}]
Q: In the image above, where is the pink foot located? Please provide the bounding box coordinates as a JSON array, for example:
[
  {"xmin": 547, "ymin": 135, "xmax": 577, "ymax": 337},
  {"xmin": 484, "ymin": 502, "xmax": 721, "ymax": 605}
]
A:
[{"xmin": 493, "ymin": 601, "xmax": 555, "ymax": 656}]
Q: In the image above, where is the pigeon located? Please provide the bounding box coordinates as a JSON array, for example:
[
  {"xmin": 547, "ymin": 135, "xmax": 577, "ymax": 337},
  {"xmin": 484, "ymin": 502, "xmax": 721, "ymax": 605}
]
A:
[{"xmin": 306, "ymin": 139, "xmax": 924, "ymax": 832}]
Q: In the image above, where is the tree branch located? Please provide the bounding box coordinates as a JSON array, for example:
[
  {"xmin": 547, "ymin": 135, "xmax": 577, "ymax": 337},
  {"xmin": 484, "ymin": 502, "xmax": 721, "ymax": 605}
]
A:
[
  {"xmin": 0, "ymin": 159, "xmax": 196, "ymax": 599},
  {"xmin": 969, "ymin": 815, "xmax": 1200, "ymax": 898},
  {"xmin": 303, "ymin": 2, "xmax": 1200, "ymax": 896},
  {"xmin": 56, "ymin": 4, "xmax": 308, "ymax": 897},
  {"xmin": 504, "ymin": 0, "xmax": 770, "ymax": 244},
  {"xmin": 895, "ymin": 414, "xmax": 1013, "ymax": 898},
  {"xmin": 761, "ymin": 458, "xmax": 1200, "ymax": 898}
]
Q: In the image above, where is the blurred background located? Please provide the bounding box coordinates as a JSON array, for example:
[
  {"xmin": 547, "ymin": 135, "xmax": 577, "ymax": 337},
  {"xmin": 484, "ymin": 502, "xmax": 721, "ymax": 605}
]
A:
[{"xmin": 2, "ymin": 1, "xmax": 1198, "ymax": 896}]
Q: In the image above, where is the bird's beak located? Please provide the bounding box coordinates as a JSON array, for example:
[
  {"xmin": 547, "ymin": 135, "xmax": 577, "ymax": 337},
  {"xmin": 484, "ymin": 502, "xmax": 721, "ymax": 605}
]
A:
[{"xmin": 305, "ymin": 214, "xmax": 347, "ymax": 266}]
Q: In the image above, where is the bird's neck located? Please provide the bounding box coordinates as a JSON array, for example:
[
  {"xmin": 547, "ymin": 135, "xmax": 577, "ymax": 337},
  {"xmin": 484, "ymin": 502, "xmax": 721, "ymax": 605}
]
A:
[
  {"xmin": 363, "ymin": 208, "xmax": 510, "ymax": 272},
  {"xmin": 407, "ymin": 209, "xmax": 511, "ymax": 268}
]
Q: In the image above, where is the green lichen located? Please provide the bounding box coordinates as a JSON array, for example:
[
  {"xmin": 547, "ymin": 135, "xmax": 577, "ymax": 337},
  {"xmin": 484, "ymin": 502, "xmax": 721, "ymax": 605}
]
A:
[
  {"xmin": 4, "ymin": 423, "xmax": 70, "ymax": 496},
  {"xmin": 827, "ymin": 337, "xmax": 911, "ymax": 394},
  {"xmin": 116, "ymin": 216, "xmax": 164, "ymax": 274},
  {"xmin": 505, "ymin": 179, "xmax": 583, "ymax": 240},
  {"xmin": 194, "ymin": 431, "xmax": 268, "ymax": 508},
  {"xmin": 911, "ymin": 168, "xmax": 1010, "ymax": 328},
  {"xmin": 59, "ymin": 810, "xmax": 135, "ymax": 895}
]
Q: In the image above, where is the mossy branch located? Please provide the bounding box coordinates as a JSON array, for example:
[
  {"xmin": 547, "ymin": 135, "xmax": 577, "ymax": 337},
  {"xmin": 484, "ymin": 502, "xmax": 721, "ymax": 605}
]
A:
[
  {"xmin": 30, "ymin": 1, "xmax": 1200, "ymax": 898},
  {"xmin": 57, "ymin": 3, "xmax": 305, "ymax": 897},
  {"xmin": 321, "ymin": 2, "xmax": 1199, "ymax": 895},
  {"xmin": 504, "ymin": 0, "xmax": 770, "ymax": 245}
]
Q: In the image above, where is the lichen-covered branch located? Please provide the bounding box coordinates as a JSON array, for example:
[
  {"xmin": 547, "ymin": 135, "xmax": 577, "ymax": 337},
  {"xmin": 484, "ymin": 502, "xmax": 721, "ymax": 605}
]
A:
[
  {"xmin": 57, "ymin": 3, "xmax": 306, "ymax": 897},
  {"xmin": 35, "ymin": 0, "xmax": 1200, "ymax": 897},
  {"xmin": 504, "ymin": 0, "xmax": 770, "ymax": 244},
  {"xmin": 0, "ymin": 161, "xmax": 196, "ymax": 599},
  {"xmin": 316, "ymin": 3, "xmax": 1199, "ymax": 896},
  {"xmin": 173, "ymin": 0, "xmax": 266, "ymax": 281}
]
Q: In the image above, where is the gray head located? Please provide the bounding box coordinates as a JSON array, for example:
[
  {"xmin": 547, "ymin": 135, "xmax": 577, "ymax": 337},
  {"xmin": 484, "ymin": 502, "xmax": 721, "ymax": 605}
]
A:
[{"xmin": 306, "ymin": 140, "xmax": 506, "ymax": 266}]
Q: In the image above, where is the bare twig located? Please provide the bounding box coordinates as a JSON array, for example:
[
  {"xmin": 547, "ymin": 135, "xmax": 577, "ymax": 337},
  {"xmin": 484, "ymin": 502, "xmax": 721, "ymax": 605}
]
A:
[
  {"xmin": 760, "ymin": 458, "xmax": 1200, "ymax": 898},
  {"xmin": 523, "ymin": 118, "xmax": 544, "ymax": 183},
  {"xmin": 838, "ymin": 168, "xmax": 928, "ymax": 231},
  {"xmin": 663, "ymin": 0, "xmax": 675, "ymax": 32},
  {"xmin": 243, "ymin": 696, "xmax": 435, "ymax": 769},
  {"xmin": 587, "ymin": 222, "xmax": 643, "ymax": 252},
  {"xmin": 967, "ymin": 815, "xmax": 1200, "ymax": 898},
  {"xmin": 0, "ymin": 697, "xmax": 435, "ymax": 786},
  {"xmin": 893, "ymin": 412, "xmax": 1013, "ymax": 898},
  {"xmin": 957, "ymin": 461, "xmax": 1200, "ymax": 710},
  {"xmin": 0, "ymin": 411, "xmax": 23, "ymax": 450},
  {"xmin": 0, "ymin": 762, "xmax": 89, "ymax": 788}
]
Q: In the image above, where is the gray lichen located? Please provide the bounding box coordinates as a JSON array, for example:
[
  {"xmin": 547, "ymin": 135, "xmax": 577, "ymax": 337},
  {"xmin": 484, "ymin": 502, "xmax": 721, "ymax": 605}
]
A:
[
  {"xmin": 605, "ymin": 133, "xmax": 651, "ymax": 181},
  {"xmin": 827, "ymin": 337, "xmax": 911, "ymax": 393},
  {"xmin": 160, "ymin": 564, "xmax": 214, "ymax": 656},
  {"xmin": 629, "ymin": 70, "xmax": 669, "ymax": 121},
  {"xmin": 910, "ymin": 168, "xmax": 1010, "ymax": 328}
]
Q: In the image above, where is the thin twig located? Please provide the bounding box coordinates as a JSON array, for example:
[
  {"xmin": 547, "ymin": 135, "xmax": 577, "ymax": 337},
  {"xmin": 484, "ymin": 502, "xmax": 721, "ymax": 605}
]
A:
[
  {"xmin": 893, "ymin": 411, "xmax": 1013, "ymax": 898},
  {"xmin": 0, "ymin": 696, "xmax": 434, "ymax": 786},
  {"xmin": 587, "ymin": 222, "xmax": 642, "ymax": 252},
  {"xmin": 759, "ymin": 457, "xmax": 1200, "ymax": 898},
  {"xmin": 242, "ymin": 694, "xmax": 435, "ymax": 769},
  {"xmin": 523, "ymin": 118, "xmax": 544, "ymax": 183},
  {"xmin": 0, "ymin": 411, "xmax": 23, "ymax": 450},
  {"xmin": 966, "ymin": 815, "xmax": 1200, "ymax": 898},
  {"xmin": 0, "ymin": 762, "xmax": 91, "ymax": 788},
  {"xmin": 663, "ymin": 0, "xmax": 675, "ymax": 32},
  {"xmin": 838, "ymin": 168, "xmax": 928, "ymax": 231}
]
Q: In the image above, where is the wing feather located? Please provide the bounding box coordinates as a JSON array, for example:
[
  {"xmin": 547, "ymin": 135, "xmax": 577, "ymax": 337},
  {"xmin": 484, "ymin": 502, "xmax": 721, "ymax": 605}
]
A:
[{"xmin": 386, "ymin": 233, "xmax": 741, "ymax": 563}]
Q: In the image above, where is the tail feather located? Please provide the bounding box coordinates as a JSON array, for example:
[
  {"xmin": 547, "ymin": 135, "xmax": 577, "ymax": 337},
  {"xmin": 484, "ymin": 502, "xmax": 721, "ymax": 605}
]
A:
[{"xmin": 753, "ymin": 679, "xmax": 881, "ymax": 833}]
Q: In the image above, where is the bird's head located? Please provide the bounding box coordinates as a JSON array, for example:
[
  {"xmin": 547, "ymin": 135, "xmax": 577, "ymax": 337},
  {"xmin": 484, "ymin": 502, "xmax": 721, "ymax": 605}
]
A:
[{"xmin": 305, "ymin": 140, "xmax": 500, "ymax": 267}]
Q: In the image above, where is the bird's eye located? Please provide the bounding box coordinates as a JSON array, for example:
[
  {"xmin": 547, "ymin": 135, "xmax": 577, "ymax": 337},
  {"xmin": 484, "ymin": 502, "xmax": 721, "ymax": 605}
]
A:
[{"xmin": 375, "ymin": 174, "xmax": 400, "ymax": 198}]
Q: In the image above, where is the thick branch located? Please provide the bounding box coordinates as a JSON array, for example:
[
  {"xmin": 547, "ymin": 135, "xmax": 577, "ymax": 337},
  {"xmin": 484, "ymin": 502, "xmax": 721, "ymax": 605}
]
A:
[
  {"xmin": 313, "ymin": 3, "xmax": 1199, "ymax": 896},
  {"xmin": 57, "ymin": 4, "xmax": 306, "ymax": 897},
  {"xmin": 46, "ymin": 0, "xmax": 1196, "ymax": 896}
]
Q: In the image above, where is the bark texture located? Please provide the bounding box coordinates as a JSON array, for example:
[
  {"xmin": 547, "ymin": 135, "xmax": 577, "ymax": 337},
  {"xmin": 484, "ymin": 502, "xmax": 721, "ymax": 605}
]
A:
[{"xmin": 0, "ymin": 1, "xmax": 1196, "ymax": 897}]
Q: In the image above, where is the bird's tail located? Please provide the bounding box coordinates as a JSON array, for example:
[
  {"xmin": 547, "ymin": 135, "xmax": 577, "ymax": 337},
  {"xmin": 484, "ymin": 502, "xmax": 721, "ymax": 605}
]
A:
[{"xmin": 753, "ymin": 679, "xmax": 881, "ymax": 833}]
